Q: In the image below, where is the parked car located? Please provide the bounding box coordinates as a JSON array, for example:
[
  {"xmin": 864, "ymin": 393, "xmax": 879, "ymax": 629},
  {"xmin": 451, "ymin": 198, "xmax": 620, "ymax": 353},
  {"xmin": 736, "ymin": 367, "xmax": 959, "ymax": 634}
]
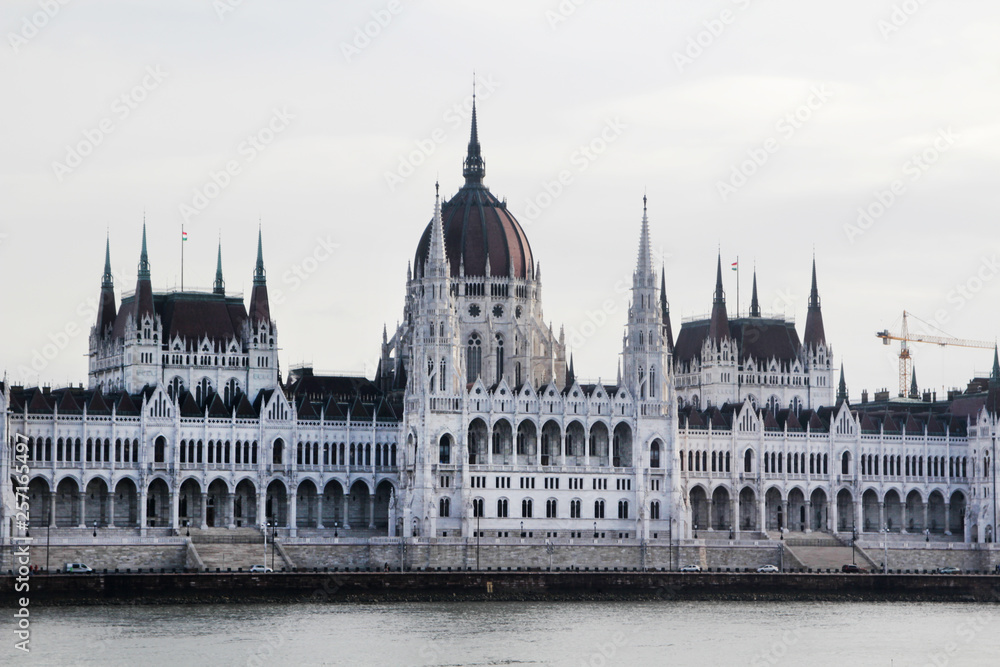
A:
[
  {"xmin": 841, "ymin": 564, "xmax": 863, "ymax": 573},
  {"xmin": 249, "ymin": 565, "xmax": 273, "ymax": 573},
  {"xmin": 756, "ymin": 564, "xmax": 780, "ymax": 573},
  {"xmin": 937, "ymin": 566, "xmax": 961, "ymax": 575},
  {"xmin": 64, "ymin": 562, "xmax": 93, "ymax": 573},
  {"xmin": 679, "ymin": 564, "xmax": 701, "ymax": 572}
]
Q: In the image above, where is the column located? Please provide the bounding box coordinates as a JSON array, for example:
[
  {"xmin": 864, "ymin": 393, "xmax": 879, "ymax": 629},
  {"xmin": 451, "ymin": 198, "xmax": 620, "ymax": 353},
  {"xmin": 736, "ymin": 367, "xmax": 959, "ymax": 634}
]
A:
[
  {"xmin": 342, "ymin": 488, "xmax": 351, "ymax": 530},
  {"xmin": 878, "ymin": 502, "xmax": 885, "ymax": 532},
  {"xmin": 200, "ymin": 492, "xmax": 209, "ymax": 529},
  {"xmin": 944, "ymin": 502, "xmax": 952, "ymax": 536},
  {"xmin": 706, "ymin": 498, "xmax": 714, "ymax": 531},
  {"xmin": 316, "ymin": 492, "xmax": 325, "ymax": 530},
  {"xmin": 830, "ymin": 497, "xmax": 838, "ymax": 534},
  {"xmin": 139, "ymin": 487, "xmax": 148, "ymax": 537},
  {"xmin": 49, "ymin": 492, "xmax": 57, "ymax": 528},
  {"xmin": 256, "ymin": 488, "xmax": 266, "ymax": 530},
  {"xmin": 804, "ymin": 501, "xmax": 812, "ymax": 533},
  {"xmin": 559, "ymin": 429, "xmax": 566, "ymax": 467},
  {"xmin": 781, "ymin": 500, "xmax": 789, "ymax": 532},
  {"xmin": 730, "ymin": 499, "xmax": 738, "ymax": 537},
  {"xmin": 170, "ymin": 491, "xmax": 180, "ymax": 532},
  {"xmin": 758, "ymin": 498, "xmax": 766, "ymax": 533},
  {"xmin": 853, "ymin": 501, "xmax": 862, "ymax": 535},
  {"xmin": 107, "ymin": 491, "xmax": 115, "ymax": 528},
  {"xmin": 77, "ymin": 492, "xmax": 86, "ymax": 529},
  {"xmin": 226, "ymin": 491, "xmax": 235, "ymax": 530},
  {"xmin": 288, "ymin": 485, "xmax": 298, "ymax": 536},
  {"xmin": 901, "ymin": 501, "xmax": 908, "ymax": 534},
  {"xmin": 368, "ymin": 494, "xmax": 376, "ymax": 530},
  {"xmin": 923, "ymin": 502, "xmax": 929, "ymax": 534}
]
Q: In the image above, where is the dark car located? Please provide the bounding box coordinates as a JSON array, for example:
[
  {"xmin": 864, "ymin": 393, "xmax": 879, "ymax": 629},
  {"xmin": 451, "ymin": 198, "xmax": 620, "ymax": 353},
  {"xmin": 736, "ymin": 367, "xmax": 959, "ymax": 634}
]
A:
[
  {"xmin": 842, "ymin": 564, "xmax": 862, "ymax": 573},
  {"xmin": 937, "ymin": 566, "xmax": 961, "ymax": 575}
]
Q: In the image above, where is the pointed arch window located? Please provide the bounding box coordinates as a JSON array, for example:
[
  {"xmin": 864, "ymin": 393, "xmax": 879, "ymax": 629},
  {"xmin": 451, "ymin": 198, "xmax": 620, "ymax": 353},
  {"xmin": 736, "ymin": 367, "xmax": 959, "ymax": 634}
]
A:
[
  {"xmin": 439, "ymin": 358, "xmax": 446, "ymax": 392},
  {"xmin": 495, "ymin": 334, "xmax": 505, "ymax": 382},
  {"xmin": 467, "ymin": 333, "xmax": 482, "ymax": 383}
]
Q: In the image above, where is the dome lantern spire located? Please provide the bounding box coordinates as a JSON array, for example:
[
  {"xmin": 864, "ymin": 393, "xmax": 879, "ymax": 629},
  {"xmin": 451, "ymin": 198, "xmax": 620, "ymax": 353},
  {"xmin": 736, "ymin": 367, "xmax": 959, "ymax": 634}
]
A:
[{"xmin": 462, "ymin": 79, "xmax": 486, "ymax": 186}]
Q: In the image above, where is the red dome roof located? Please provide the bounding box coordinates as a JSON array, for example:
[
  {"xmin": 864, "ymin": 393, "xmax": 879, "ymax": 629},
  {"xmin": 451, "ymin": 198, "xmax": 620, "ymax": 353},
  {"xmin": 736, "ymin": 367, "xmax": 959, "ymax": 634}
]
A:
[
  {"xmin": 415, "ymin": 185, "xmax": 533, "ymax": 279},
  {"xmin": 414, "ymin": 100, "xmax": 533, "ymax": 279}
]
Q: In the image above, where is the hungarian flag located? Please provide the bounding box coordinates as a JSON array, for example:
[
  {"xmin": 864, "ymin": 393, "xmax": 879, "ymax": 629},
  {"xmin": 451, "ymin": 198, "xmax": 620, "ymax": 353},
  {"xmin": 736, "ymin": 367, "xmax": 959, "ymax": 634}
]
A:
[
  {"xmin": 182, "ymin": 230, "xmax": 188, "ymax": 241},
  {"xmin": 731, "ymin": 261, "xmax": 738, "ymax": 271}
]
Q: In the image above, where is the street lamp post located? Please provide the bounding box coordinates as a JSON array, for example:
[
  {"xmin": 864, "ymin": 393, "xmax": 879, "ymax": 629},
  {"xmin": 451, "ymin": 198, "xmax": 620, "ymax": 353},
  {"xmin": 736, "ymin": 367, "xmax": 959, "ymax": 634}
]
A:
[
  {"xmin": 261, "ymin": 522, "xmax": 267, "ymax": 569},
  {"xmin": 46, "ymin": 523, "xmax": 51, "ymax": 573},
  {"xmin": 882, "ymin": 524, "xmax": 889, "ymax": 574},
  {"xmin": 93, "ymin": 520, "xmax": 97, "ymax": 538},
  {"xmin": 593, "ymin": 521, "xmax": 597, "ymax": 539},
  {"xmin": 520, "ymin": 520, "xmax": 524, "ymax": 539},
  {"xmin": 476, "ymin": 514, "xmax": 481, "ymax": 571},
  {"xmin": 271, "ymin": 523, "xmax": 277, "ymax": 571}
]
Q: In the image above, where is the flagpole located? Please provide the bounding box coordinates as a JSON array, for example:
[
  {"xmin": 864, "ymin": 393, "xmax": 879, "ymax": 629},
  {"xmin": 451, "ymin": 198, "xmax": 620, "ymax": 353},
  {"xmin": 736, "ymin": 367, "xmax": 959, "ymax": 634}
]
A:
[{"xmin": 181, "ymin": 222, "xmax": 185, "ymax": 292}]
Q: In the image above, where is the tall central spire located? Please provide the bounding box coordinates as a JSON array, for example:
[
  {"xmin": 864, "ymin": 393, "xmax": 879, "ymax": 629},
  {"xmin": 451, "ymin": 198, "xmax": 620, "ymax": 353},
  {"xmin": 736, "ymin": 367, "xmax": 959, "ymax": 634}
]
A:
[
  {"xmin": 636, "ymin": 195, "xmax": 653, "ymax": 278},
  {"xmin": 709, "ymin": 253, "xmax": 730, "ymax": 342},
  {"xmin": 426, "ymin": 182, "xmax": 449, "ymax": 278},
  {"xmin": 462, "ymin": 80, "xmax": 486, "ymax": 186},
  {"xmin": 749, "ymin": 269, "xmax": 761, "ymax": 317}
]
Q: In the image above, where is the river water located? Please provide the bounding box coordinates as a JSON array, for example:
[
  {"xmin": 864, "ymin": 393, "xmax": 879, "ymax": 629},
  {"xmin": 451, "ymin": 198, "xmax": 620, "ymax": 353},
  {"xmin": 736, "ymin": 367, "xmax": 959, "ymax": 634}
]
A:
[{"xmin": 14, "ymin": 600, "xmax": 1000, "ymax": 666}]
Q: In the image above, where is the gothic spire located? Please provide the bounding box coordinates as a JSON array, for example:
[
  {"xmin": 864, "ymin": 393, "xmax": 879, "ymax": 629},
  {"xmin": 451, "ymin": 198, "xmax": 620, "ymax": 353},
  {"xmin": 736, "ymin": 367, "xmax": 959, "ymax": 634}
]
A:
[
  {"xmin": 567, "ymin": 353, "xmax": 576, "ymax": 388},
  {"xmin": 909, "ymin": 366, "xmax": 919, "ymax": 399},
  {"xmin": 253, "ymin": 225, "xmax": 266, "ymax": 286},
  {"xmin": 992, "ymin": 345, "xmax": 1000, "ymax": 383},
  {"xmin": 635, "ymin": 195, "xmax": 654, "ymax": 280},
  {"xmin": 462, "ymin": 82, "xmax": 486, "ymax": 186},
  {"xmin": 660, "ymin": 266, "xmax": 674, "ymax": 352},
  {"xmin": 213, "ymin": 240, "xmax": 225, "ymax": 295},
  {"xmin": 425, "ymin": 182, "xmax": 449, "ymax": 279},
  {"xmin": 102, "ymin": 233, "xmax": 114, "ymax": 289},
  {"xmin": 837, "ymin": 363, "xmax": 848, "ymax": 403},
  {"xmin": 709, "ymin": 253, "xmax": 730, "ymax": 342},
  {"xmin": 137, "ymin": 221, "xmax": 150, "ymax": 280},
  {"xmin": 803, "ymin": 257, "xmax": 827, "ymax": 347},
  {"xmin": 749, "ymin": 269, "xmax": 761, "ymax": 317}
]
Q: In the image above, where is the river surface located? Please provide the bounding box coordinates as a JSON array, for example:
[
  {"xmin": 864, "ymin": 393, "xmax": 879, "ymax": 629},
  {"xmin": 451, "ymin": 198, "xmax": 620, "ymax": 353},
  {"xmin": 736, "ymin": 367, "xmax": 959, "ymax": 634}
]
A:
[{"xmin": 12, "ymin": 600, "xmax": 1000, "ymax": 666}]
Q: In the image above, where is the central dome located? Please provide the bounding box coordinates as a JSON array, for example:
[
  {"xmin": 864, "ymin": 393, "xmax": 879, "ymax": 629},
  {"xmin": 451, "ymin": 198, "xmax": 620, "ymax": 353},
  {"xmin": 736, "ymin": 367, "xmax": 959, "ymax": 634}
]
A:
[{"xmin": 414, "ymin": 102, "xmax": 533, "ymax": 280}]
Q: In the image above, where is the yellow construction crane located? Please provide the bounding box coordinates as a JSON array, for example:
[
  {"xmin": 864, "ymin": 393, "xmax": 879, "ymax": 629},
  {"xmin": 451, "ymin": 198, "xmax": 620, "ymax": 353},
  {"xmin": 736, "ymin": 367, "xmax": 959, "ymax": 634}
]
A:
[{"xmin": 876, "ymin": 310, "xmax": 994, "ymax": 397}]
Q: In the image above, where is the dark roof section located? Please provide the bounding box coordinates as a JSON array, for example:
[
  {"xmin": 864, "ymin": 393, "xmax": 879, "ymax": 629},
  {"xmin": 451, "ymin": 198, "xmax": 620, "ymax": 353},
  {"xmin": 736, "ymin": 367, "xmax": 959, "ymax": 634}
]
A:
[
  {"xmin": 284, "ymin": 367, "xmax": 402, "ymax": 423},
  {"xmin": 674, "ymin": 317, "xmax": 802, "ymax": 365}
]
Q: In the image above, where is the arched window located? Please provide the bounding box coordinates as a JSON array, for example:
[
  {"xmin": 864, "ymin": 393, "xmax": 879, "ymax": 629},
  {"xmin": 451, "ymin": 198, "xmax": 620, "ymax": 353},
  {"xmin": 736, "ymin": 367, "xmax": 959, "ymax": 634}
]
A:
[
  {"xmin": 154, "ymin": 436, "xmax": 166, "ymax": 463},
  {"xmin": 570, "ymin": 499, "xmax": 581, "ymax": 518},
  {"xmin": 650, "ymin": 441, "xmax": 661, "ymax": 468},
  {"xmin": 439, "ymin": 435, "xmax": 451, "ymax": 464},
  {"xmin": 273, "ymin": 438, "xmax": 284, "ymax": 465},
  {"xmin": 439, "ymin": 497, "xmax": 450, "ymax": 518},
  {"xmin": 496, "ymin": 498, "xmax": 508, "ymax": 518},
  {"xmin": 594, "ymin": 499, "xmax": 605, "ymax": 519},
  {"xmin": 467, "ymin": 333, "xmax": 482, "ymax": 383},
  {"xmin": 439, "ymin": 358, "xmax": 446, "ymax": 392},
  {"xmin": 522, "ymin": 498, "xmax": 533, "ymax": 518},
  {"xmin": 650, "ymin": 501, "xmax": 660, "ymax": 520},
  {"xmin": 546, "ymin": 498, "xmax": 557, "ymax": 518},
  {"xmin": 618, "ymin": 500, "xmax": 629, "ymax": 519},
  {"xmin": 649, "ymin": 366, "xmax": 656, "ymax": 399},
  {"xmin": 495, "ymin": 334, "xmax": 504, "ymax": 382},
  {"xmin": 195, "ymin": 377, "xmax": 212, "ymax": 406},
  {"xmin": 224, "ymin": 378, "xmax": 239, "ymax": 405},
  {"xmin": 168, "ymin": 376, "xmax": 183, "ymax": 401}
]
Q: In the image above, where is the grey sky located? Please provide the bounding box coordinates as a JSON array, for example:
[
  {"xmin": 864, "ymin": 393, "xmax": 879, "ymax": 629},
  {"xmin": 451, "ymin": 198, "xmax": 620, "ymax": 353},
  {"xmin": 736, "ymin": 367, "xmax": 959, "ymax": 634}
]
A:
[{"xmin": 2, "ymin": 0, "xmax": 999, "ymax": 400}]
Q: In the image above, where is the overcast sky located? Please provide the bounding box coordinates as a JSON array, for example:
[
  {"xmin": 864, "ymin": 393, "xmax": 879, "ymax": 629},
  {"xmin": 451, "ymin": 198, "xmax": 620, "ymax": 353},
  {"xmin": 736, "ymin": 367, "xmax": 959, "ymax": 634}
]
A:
[{"xmin": 2, "ymin": 0, "xmax": 999, "ymax": 401}]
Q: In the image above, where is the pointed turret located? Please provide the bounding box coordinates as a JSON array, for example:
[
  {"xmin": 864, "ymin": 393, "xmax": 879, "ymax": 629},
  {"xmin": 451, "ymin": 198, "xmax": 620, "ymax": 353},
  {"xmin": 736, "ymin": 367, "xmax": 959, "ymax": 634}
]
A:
[
  {"xmin": 909, "ymin": 366, "xmax": 919, "ymax": 399},
  {"xmin": 803, "ymin": 257, "xmax": 827, "ymax": 348},
  {"xmin": 567, "ymin": 353, "xmax": 576, "ymax": 388},
  {"xmin": 991, "ymin": 345, "xmax": 1000, "ymax": 383},
  {"xmin": 425, "ymin": 182, "xmax": 450, "ymax": 281},
  {"xmin": 660, "ymin": 267, "xmax": 674, "ymax": 352},
  {"xmin": 134, "ymin": 223, "xmax": 155, "ymax": 322},
  {"xmin": 709, "ymin": 254, "xmax": 729, "ymax": 342},
  {"xmin": 248, "ymin": 226, "xmax": 271, "ymax": 324},
  {"xmin": 462, "ymin": 86, "xmax": 486, "ymax": 186},
  {"xmin": 749, "ymin": 270, "xmax": 761, "ymax": 318},
  {"xmin": 213, "ymin": 240, "xmax": 225, "ymax": 295},
  {"xmin": 95, "ymin": 234, "xmax": 117, "ymax": 336},
  {"xmin": 636, "ymin": 195, "xmax": 653, "ymax": 277},
  {"xmin": 837, "ymin": 363, "xmax": 848, "ymax": 403}
]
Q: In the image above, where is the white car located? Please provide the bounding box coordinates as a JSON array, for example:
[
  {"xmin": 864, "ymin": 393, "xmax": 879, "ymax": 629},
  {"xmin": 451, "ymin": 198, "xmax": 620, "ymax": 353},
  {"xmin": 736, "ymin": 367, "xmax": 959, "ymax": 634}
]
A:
[
  {"xmin": 249, "ymin": 565, "xmax": 273, "ymax": 573},
  {"xmin": 756, "ymin": 564, "xmax": 780, "ymax": 573},
  {"xmin": 679, "ymin": 564, "xmax": 701, "ymax": 572},
  {"xmin": 65, "ymin": 562, "xmax": 93, "ymax": 573}
]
